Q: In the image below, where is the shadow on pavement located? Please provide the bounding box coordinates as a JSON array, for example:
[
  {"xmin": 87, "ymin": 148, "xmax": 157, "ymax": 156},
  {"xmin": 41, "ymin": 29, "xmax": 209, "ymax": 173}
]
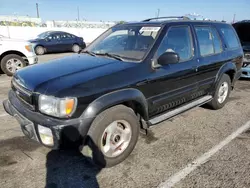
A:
[{"xmin": 45, "ymin": 137, "xmax": 105, "ymax": 188}]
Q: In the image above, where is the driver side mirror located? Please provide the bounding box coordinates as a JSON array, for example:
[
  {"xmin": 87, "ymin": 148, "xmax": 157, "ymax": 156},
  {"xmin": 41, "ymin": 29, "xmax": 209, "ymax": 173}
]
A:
[
  {"xmin": 158, "ymin": 52, "xmax": 180, "ymax": 65},
  {"xmin": 45, "ymin": 38, "xmax": 51, "ymax": 42}
]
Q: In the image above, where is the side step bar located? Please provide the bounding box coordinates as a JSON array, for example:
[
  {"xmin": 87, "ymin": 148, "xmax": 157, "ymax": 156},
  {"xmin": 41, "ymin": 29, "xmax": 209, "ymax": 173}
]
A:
[{"xmin": 149, "ymin": 95, "xmax": 213, "ymax": 125}]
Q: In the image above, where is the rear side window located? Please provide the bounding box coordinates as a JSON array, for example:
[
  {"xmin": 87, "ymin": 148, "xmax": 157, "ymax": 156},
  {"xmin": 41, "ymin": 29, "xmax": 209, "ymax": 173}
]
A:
[
  {"xmin": 195, "ymin": 27, "xmax": 214, "ymax": 56},
  {"xmin": 219, "ymin": 25, "xmax": 240, "ymax": 49},
  {"xmin": 211, "ymin": 27, "xmax": 223, "ymax": 53}
]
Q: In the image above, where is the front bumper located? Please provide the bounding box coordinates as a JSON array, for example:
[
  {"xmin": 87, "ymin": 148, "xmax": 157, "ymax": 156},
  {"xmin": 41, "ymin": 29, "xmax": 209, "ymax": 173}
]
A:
[
  {"xmin": 241, "ymin": 65, "xmax": 250, "ymax": 78},
  {"xmin": 25, "ymin": 56, "xmax": 38, "ymax": 65},
  {"xmin": 2, "ymin": 91, "xmax": 85, "ymax": 149}
]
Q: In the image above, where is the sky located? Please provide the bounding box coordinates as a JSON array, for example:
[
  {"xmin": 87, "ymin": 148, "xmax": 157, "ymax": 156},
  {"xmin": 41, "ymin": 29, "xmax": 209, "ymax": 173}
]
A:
[{"xmin": 0, "ymin": 0, "xmax": 249, "ymax": 22}]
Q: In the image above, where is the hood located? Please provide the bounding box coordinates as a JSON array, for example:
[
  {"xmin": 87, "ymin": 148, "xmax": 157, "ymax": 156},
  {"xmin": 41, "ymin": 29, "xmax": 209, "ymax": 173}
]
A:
[
  {"xmin": 242, "ymin": 43, "xmax": 250, "ymax": 52},
  {"xmin": 28, "ymin": 38, "xmax": 43, "ymax": 43},
  {"xmin": 14, "ymin": 54, "xmax": 136, "ymax": 95}
]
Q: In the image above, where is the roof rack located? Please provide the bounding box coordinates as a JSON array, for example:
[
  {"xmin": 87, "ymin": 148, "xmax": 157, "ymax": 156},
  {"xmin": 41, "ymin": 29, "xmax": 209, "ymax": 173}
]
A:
[{"xmin": 142, "ymin": 16, "xmax": 190, "ymax": 22}]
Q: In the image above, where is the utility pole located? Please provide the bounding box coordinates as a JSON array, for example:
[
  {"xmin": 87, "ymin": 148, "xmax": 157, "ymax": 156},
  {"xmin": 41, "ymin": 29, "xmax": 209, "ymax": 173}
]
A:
[
  {"xmin": 156, "ymin": 8, "xmax": 160, "ymax": 18},
  {"xmin": 233, "ymin": 14, "xmax": 236, "ymax": 23},
  {"xmin": 77, "ymin": 6, "xmax": 80, "ymax": 21},
  {"xmin": 36, "ymin": 3, "xmax": 40, "ymax": 18}
]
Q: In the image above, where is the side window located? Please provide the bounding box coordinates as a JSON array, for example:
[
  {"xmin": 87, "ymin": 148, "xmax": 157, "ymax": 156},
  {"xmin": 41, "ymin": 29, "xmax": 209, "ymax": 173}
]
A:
[
  {"xmin": 47, "ymin": 35, "xmax": 53, "ymax": 40},
  {"xmin": 60, "ymin": 34, "xmax": 70, "ymax": 40},
  {"xmin": 157, "ymin": 26, "xmax": 193, "ymax": 62},
  {"xmin": 195, "ymin": 26, "xmax": 214, "ymax": 56},
  {"xmin": 219, "ymin": 25, "xmax": 240, "ymax": 49},
  {"xmin": 53, "ymin": 34, "xmax": 61, "ymax": 40},
  {"xmin": 211, "ymin": 27, "xmax": 223, "ymax": 53}
]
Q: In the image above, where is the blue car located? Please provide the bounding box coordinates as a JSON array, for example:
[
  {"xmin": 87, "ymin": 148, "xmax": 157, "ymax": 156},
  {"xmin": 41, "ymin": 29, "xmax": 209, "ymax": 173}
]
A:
[{"xmin": 29, "ymin": 31, "xmax": 86, "ymax": 55}]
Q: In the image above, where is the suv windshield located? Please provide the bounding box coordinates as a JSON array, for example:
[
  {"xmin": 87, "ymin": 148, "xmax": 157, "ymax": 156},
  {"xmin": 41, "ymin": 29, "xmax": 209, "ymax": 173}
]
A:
[{"xmin": 86, "ymin": 25, "xmax": 161, "ymax": 61}]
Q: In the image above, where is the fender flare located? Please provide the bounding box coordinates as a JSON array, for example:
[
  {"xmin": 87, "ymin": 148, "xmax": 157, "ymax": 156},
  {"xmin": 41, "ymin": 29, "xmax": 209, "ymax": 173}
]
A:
[
  {"xmin": 212, "ymin": 62, "xmax": 237, "ymax": 93},
  {"xmin": 78, "ymin": 88, "xmax": 148, "ymax": 137}
]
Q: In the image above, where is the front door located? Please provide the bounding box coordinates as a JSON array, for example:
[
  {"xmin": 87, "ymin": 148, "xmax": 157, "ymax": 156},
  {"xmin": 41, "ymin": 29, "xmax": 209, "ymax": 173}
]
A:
[
  {"xmin": 45, "ymin": 33, "xmax": 63, "ymax": 52},
  {"xmin": 144, "ymin": 25, "xmax": 199, "ymax": 117}
]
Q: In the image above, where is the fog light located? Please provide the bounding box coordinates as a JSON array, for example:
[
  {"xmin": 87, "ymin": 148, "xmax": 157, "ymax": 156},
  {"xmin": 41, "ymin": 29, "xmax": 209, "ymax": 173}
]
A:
[{"xmin": 38, "ymin": 125, "xmax": 54, "ymax": 146}]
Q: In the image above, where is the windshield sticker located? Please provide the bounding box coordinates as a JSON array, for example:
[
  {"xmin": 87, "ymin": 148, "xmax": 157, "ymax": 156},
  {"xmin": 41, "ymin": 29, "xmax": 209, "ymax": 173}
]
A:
[{"xmin": 140, "ymin": 27, "xmax": 161, "ymax": 32}]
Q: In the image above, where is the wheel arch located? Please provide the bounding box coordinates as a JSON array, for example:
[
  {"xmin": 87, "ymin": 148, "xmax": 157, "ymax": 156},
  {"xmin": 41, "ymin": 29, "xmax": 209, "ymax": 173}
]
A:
[
  {"xmin": 0, "ymin": 50, "xmax": 26, "ymax": 62},
  {"xmin": 78, "ymin": 88, "xmax": 148, "ymax": 137},
  {"xmin": 214, "ymin": 62, "xmax": 237, "ymax": 91}
]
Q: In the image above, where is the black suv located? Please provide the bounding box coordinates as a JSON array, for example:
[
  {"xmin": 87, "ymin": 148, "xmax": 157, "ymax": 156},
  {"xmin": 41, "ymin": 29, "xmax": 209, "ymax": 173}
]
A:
[{"xmin": 3, "ymin": 17, "xmax": 243, "ymax": 167}]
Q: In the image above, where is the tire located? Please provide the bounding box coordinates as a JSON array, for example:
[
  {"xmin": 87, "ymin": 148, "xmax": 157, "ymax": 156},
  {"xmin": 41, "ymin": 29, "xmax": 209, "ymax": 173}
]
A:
[
  {"xmin": 35, "ymin": 46, "xmax": 45, "ymax": 55},
  {"xmin": 72, "ymin": 44, "xmax": 81, "ymax": 53},
  {"xmin": 81, "ymin": 105, "xmax": 140, "ymax": 167},
  {"xmin": 0, "ymin": 54, "xmax": 26, "ymax": 76},
  {"xmin": 208, "ymin": 74, "xmax": 231, "ymax": 110}
]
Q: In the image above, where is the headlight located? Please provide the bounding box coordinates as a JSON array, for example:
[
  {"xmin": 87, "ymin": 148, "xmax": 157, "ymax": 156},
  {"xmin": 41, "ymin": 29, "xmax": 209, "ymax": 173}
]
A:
[
  {"xmin": 25, "ymin": 45, "xmax": 33, "ymax": 52},
  {"xmin": 38, "ymin": 95, "xmax": 77, "ymax": 118}
]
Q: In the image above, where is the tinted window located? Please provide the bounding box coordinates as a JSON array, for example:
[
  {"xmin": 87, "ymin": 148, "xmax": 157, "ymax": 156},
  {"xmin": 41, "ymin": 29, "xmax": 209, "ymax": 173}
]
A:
[
  {"xmin": 220, "ymin": 25, "xmax": 240, "ymax": 49},
  {"xmin": 53, "ymin": 34, "xmax": 61, "ymax": 40},
  {"xmin": 61, "ymin": 34, "xmax": 72, "ymax": 40},
  {"xmin": 211, "ymin": 27, "xmax": 222, "ymax": 53},
  {"xmin": 157, "ymin": 26, "xmax": 193, "ymax": 61},
  {"xmin": 195, "ymin": 27, "xmax": 214, "ymax": 56}
]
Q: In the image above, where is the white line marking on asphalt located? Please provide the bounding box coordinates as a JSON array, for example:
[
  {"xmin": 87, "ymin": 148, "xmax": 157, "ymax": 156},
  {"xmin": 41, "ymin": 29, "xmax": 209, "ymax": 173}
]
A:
[
  {"xmin": 158, "ymin": 120, "xmax": 250, "ymax": 188},
  {"xmin": 0, "ymin": 80, "xmax": 11, "ymax": 84},
  {"xmin": 0, "ymin": 113, "xmax": 8, "ymax": 117}
]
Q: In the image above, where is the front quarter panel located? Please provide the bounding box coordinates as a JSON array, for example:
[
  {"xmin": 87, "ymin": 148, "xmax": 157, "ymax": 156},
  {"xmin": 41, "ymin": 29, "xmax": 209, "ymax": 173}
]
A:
[{"xmin": 78, "ymin": 88, "xmax": 148, "ymax": 137}]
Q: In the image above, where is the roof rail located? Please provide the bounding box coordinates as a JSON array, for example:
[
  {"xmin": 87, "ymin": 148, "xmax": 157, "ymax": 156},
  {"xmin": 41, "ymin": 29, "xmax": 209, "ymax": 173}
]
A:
[{"xmin": 142, "ymin": 16, "xmax": 190, "ymax": 22}]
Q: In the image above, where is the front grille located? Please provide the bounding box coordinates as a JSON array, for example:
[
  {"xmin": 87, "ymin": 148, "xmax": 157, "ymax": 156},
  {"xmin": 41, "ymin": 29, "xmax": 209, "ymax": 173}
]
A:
[{"xmin": 11, "ymin": 78, "xmax": 34, "ymax": 110}]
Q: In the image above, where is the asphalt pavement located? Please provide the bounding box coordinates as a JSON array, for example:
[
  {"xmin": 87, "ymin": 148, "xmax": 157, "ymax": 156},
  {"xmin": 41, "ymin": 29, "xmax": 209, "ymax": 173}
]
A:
[{"xmin": 0, "ymin": 53, "xmax": 250, "ymax": 188}]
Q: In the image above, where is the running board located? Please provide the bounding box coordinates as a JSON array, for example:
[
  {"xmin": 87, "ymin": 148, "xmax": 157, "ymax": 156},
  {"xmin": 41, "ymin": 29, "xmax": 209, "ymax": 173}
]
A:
[{"xmin": 149, "ymin": 95, "xmax": 213, "ymax": 125}]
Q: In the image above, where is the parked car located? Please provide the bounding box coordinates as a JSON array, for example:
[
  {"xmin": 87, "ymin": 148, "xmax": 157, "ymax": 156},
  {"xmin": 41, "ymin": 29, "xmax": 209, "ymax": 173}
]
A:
[
  {"xmin": 233, "ymin": 20, "xmax": 250, "ymax": 78},
  {"xmin": 29, "ymin": 31, "xmax": 86, "ymax": 55},
  {"xmin": 0, "ymin": 35, "xmax": 38, "ymax": 76},
  {"xmin": 3, "ymin": 17, "xmax": 243, "ymax": 167}
]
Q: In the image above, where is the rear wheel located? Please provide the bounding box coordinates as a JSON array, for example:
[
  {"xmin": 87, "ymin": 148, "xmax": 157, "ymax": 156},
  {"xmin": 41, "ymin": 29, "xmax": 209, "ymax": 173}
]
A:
[
  {"xmin": 81, "ymin": 105, "xmax": 140, "ymax": 167},
  {"xmin": 72, "ymin": 44, "xmax": 81, "ymax": 53},
  {"xmin": 35, "ymin": 46, "xmax": 45, "ymax": 55},
  {"xmin": 208, "ymin": 74, "xmax": 231, "ymax": 109},
  {"xmin": 0, "ymin": 54, "xmax": 26, "ymax": 76}
]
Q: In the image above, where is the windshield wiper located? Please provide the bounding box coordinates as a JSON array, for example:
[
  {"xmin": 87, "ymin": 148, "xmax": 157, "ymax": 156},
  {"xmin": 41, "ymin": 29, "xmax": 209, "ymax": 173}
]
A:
[
  {"xmin": 95, "ymin": 53, "xmax": 125, "ymax": 61},
  {"xmin": 80, "ymin": 50, "xmax": 97, "ymax": 56}
]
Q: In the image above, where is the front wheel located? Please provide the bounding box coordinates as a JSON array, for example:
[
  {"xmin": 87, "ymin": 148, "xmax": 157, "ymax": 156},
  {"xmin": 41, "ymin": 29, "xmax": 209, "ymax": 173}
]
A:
[
  {"xmin": 0, "ymin": 54, "xmax": 26, "ymax": 76},
  {"xmin": 81, "ymin": 105, "xmax": 140, "ymax": 167},
  {"xmin": 208, "ymin": 74, "xmax": 231, "ymax": 110}
]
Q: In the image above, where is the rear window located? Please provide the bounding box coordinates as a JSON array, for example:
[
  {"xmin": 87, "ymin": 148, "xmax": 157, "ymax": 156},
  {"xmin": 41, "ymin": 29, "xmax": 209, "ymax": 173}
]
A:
[{"xmin": 219, "ymin": 25, "xmax": 240, "ymax": 49}]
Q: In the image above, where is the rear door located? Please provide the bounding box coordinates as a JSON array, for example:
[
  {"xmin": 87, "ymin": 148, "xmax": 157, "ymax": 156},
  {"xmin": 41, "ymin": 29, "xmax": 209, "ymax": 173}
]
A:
[
  {"xmin": 60, "ymin": 33, "xmax": 74, "ymax": 51},
  {"xmin": 194, "ymin": 25, "xmax": 225, "ymax": 94}
]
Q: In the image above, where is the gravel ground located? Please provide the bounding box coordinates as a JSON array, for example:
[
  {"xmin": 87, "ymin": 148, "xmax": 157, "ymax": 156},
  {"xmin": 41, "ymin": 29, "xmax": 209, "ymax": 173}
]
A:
[{"xmin": 0, "ymin": 53, "xmax": 249, "ymax": 188}]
